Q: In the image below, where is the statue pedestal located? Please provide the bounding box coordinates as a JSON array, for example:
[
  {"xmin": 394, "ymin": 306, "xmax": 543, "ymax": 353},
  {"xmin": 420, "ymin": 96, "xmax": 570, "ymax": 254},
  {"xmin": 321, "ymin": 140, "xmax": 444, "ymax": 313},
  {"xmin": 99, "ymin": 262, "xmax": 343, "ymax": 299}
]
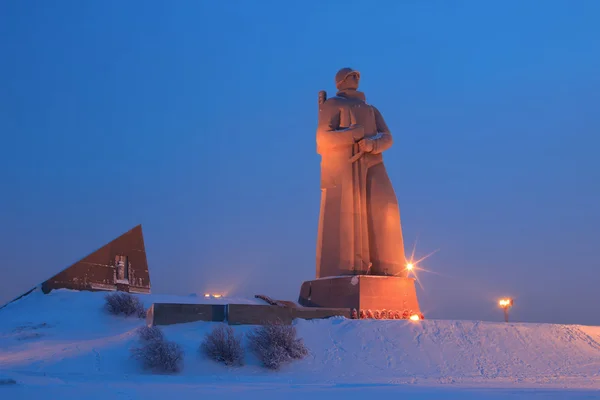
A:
[{"xmin": 298, "ymin": 275, "xmax": 421, "ymax": 318}]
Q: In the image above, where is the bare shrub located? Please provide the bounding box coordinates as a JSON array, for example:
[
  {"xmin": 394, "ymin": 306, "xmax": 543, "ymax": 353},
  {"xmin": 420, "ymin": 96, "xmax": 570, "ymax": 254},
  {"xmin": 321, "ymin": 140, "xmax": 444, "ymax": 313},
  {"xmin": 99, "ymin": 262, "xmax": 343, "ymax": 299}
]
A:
[
  {"xmin": 200, "ymin": 324, "xmax": 244, "ymax": 366},
  {"xmin": 137, "ymin": 325, "xmax": 164, "ymax": 342},
  {"xmin": 247, "ymin": 321, "xmax": 308, "ymax": 370},
  {"xmin": 104, "ymin": 292, "xmax": 146, "ymax": 318},
  {"xmin": 131, "ymin": 327, "xmax": 183, "ymax": 374}
]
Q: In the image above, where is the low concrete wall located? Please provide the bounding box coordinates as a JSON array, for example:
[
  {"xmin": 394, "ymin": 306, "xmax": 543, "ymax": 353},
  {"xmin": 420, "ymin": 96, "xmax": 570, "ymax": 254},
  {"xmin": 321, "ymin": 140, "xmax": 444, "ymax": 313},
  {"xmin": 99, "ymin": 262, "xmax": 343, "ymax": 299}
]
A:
[
  {"xmin": 228, "ymin": 304, "xmax": 294, "ymax": 325},
  {"xmin": 228, "ymin": 304, "xmax": 351, "ymax": 325},
  {"xmin": 147, "ymin": 303, "xmax": 352, "ymax": 326},
  {"xmin": 149, "ymin": 303, "xmax": 226, "ymax": 326}
]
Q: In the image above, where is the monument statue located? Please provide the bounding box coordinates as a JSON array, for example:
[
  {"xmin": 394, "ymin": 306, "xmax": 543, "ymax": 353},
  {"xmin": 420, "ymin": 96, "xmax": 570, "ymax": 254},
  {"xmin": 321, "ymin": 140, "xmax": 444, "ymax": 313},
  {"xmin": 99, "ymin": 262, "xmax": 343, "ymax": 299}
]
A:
[
  {"xmin": 315, "ymin": 67, "xmax": 407, "ymax": 278},
  {"xmin": 298, "ymin": 68, "xmax": 421, "ymax": 318}
]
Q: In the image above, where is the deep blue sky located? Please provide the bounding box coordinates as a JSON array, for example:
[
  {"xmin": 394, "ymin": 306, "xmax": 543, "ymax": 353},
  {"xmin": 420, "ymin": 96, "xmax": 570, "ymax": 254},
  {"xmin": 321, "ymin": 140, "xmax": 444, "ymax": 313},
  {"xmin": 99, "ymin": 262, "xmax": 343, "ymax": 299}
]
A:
[{"xmin": 1, "ymin": 0, "xmax": 599, "ymax": 325}]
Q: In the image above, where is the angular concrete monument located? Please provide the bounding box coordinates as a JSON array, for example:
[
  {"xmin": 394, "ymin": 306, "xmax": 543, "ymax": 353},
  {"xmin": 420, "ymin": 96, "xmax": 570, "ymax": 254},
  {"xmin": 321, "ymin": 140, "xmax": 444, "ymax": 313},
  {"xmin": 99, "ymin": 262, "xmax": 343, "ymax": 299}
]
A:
[
  {"xmin": 299, "ymin": 68, "xmax": 421, "ymax": 318},
  {"xmin": 41, "ymin": 225, "xmax": 151, "ymax": 294}
]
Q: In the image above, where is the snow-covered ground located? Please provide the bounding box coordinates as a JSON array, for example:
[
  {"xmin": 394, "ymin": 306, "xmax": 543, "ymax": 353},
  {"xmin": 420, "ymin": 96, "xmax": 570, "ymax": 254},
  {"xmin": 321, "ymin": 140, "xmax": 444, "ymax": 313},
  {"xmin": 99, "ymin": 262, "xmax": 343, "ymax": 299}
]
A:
[{"xmin": 1, "ymin": 289, "xmax": 599, "ymax": 399}]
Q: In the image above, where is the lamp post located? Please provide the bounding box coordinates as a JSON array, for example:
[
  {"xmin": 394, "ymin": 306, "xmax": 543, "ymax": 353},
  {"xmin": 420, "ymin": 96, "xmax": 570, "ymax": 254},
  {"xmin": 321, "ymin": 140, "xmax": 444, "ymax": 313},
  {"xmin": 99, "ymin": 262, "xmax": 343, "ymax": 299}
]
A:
[{"xmin": 498, "ymin": 298, "xmax": 513, "ymax": 322}]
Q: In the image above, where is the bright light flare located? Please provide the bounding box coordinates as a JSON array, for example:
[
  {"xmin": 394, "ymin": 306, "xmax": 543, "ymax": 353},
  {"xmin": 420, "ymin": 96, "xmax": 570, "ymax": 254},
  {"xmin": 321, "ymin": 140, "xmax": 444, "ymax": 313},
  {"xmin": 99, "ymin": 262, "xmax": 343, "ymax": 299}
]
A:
[
  {"xmin": 212, "ymin": 294, "xmax": 222, "ymax": 298},
  {"xmin": 399, "ymin": 234, "xmax": 441, "ymax": 291},
  {"xmin": 498, "ymin": 298, "xmax": 513, "ymax": 308},
  {"xmin": 204, "ymin": 293, "xmax": 210, "ymax": 298},
  {"xmin": 409, "ymin": 314, "xmax": 420, "ymax": 321}
]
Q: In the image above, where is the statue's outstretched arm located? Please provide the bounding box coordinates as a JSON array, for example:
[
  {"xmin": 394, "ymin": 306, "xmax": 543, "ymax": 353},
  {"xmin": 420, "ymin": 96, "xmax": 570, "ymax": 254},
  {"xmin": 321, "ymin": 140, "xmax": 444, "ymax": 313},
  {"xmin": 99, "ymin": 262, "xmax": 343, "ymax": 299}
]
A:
[
  {"xmin": 316, "ymin": 103, "xmax": 364, "ymax": 154},
  {"xmin": 370, "ymin": 107, "xmax": 393, "ymax": 154}
]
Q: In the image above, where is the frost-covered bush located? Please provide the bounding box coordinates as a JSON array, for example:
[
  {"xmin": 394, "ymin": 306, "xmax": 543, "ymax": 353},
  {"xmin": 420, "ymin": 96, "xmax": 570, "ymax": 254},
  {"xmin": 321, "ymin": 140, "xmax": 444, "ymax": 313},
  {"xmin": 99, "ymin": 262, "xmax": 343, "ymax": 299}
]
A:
[
  {"xmin": 247, "ymin": 321, "xmax": 308, "ymax": 370},
  {"xmin": 0, "ymin": 377, "xmax": 17, "ymax": 385},
  {"xmin": 104, "ymin": 292, "xmax": 146, "ymax": 318},
  {"xmin": 131, "ymin": 326, "xmax": 184, "ymax": 373},
  {"xmin": 137, "ymin": 325, "xmax": 164, "ymax": 342},
  {"xmin": 200, "ymin": 324, "xmax": 244, "ymax": 366}
]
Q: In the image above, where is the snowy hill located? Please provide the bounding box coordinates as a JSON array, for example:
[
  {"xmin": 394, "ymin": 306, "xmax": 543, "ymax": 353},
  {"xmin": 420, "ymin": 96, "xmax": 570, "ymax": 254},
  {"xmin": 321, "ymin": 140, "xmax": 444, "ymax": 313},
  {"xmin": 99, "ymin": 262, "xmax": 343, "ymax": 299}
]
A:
[{"xmin": 1, "ymin": 290, "xmax": 599, "ymax": 399}]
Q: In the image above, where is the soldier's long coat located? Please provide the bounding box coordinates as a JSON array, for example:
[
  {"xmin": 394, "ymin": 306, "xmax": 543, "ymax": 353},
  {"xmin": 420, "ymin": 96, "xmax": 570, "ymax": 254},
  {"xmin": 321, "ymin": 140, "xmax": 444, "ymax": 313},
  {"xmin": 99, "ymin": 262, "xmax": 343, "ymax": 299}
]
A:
[{"xmin": 315, "ymin": 89, "xmax": 406, "ymax": 278}]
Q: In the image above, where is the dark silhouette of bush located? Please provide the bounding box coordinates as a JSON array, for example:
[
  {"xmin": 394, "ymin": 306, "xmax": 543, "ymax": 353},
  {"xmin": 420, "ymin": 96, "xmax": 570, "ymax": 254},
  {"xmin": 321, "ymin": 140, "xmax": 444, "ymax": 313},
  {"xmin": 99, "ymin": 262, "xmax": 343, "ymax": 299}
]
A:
[
  {"xmin": 131, "ymin": 325, "xmax": 183, "ymax": 373},
  {"xmin": 200, "ymin": 324, "xmax": 244, "ymax": 366},
  {"xmin": 247, "ymin": 321, "xmax": 308, "ymax": 370},
  {"xmin": 104, "ymin": 292, "xmax": 145, "ymax": 318},
  {"xmin": 137, "ymin": 325, "xmax": 164, "ymax": 342}
]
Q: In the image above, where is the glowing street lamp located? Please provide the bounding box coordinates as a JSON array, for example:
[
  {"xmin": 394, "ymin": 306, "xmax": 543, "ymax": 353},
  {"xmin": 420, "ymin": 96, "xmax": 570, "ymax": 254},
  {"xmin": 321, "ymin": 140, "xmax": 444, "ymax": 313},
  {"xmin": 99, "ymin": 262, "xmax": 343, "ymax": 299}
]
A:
[{"xmin": 498, "ymin": 298, "xmax": 513, "ymax": 322}]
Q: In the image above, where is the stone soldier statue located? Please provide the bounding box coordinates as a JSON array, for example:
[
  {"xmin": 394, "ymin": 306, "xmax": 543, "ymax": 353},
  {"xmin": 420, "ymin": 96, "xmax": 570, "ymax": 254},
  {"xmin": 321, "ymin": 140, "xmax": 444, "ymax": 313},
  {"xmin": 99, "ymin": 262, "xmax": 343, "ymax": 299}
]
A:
[{"xmin": 315, "ymin": 68, "xmax": 407, "ymax": 278}]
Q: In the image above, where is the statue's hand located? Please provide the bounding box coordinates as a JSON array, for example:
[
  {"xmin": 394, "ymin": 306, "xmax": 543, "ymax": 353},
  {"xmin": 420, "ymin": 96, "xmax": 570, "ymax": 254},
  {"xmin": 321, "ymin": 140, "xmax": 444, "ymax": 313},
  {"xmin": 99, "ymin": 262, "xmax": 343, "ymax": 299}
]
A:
[
  {"xmin": 358, "ymin": 138, "xmax": 374, "ymax": 153},
  {"xmin": 348, "ymin": 124, "xmax": 364, "ymax": 141}
]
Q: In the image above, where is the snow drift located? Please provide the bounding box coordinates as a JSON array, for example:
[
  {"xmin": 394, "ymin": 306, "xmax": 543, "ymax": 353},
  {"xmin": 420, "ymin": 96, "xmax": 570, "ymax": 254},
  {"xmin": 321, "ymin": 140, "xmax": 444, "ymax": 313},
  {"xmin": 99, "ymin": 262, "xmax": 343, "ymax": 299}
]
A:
[{"xmin": 1, "ymin": 289, "xmax": 599, "ymax": 391}]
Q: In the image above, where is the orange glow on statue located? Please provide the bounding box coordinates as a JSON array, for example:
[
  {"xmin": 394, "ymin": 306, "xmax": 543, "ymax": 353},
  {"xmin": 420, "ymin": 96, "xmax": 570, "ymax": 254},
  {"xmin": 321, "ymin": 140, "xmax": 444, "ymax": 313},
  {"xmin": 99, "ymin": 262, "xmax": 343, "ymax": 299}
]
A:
[
  {"xmin": 315, "ymin": 67, "xmax": 407, "ymax": 277},
  {"xmin": 297, "ymin": 68, "xmax": 423, "ymax": 319}
]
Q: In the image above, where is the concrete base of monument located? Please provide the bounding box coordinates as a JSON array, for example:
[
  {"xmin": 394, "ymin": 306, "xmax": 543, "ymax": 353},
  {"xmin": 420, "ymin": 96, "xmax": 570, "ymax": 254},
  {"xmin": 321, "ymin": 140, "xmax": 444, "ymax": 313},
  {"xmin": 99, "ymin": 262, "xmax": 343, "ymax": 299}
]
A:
[{"xmin": 298, "ymin": 275, "xmax": 423, "ymax": 319}]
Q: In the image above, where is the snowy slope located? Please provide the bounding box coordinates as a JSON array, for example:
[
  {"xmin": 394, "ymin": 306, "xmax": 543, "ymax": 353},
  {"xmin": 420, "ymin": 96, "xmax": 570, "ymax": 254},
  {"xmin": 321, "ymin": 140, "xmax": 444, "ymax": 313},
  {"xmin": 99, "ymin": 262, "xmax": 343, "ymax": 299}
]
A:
[{"xmin": 1, "ymin": 289, "xmax": 599, "ymax": 399}]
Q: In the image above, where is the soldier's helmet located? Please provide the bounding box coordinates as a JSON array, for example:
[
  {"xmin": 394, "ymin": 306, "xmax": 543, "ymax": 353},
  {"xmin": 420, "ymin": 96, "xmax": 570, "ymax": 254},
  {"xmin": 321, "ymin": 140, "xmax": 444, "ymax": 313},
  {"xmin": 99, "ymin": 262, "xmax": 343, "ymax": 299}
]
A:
[{"xmin": 335, "ymin": 67, "xmax": 360, "ymax": 89}]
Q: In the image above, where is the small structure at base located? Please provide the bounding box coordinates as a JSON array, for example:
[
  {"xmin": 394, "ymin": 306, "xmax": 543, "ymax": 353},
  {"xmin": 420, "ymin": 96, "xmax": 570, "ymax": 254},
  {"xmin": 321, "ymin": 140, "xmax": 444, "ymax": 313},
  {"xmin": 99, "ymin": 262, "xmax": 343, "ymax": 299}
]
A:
[
  {"xmin": 146, "ymin": 302, "xmax": 351, "ymax": 326},
  {"xmin": 42, "ymin": 225, "xmax": 151, "ymax": 294},
  {"xmin": 147, "ymin": 303, "xmax": 226, "ymax": 326}
]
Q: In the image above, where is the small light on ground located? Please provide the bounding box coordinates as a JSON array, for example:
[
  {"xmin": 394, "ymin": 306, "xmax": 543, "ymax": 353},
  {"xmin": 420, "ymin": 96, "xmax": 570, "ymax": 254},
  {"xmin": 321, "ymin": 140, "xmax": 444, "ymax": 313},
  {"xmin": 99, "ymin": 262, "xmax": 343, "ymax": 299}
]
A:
[
  {"xmin": 212, "ymin": 294, "xmax": 222, "ymax": 298},
  {"xmin": 204, "ymin": 293, "xmax": 210, "ymax": 298},
  {"xmin": 409, "ymin": 314, "xmax": 420, "ymax": 321}
]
